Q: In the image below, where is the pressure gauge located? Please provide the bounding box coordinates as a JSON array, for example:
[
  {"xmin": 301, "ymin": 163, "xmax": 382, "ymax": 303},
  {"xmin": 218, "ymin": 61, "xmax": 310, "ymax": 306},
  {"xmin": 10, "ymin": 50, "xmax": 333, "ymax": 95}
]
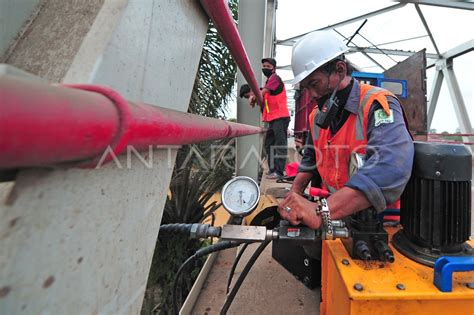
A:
[{"xmin": 221, "ymin": 176, "xmax": 260, "ymax": 217}]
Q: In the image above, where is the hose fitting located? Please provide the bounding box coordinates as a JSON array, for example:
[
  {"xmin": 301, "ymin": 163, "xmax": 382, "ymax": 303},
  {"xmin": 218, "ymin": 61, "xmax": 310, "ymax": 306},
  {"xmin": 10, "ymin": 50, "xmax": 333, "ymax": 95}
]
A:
[{"xmin": 159, "ymin": 223, "xmax": 221, "ymax": 238}]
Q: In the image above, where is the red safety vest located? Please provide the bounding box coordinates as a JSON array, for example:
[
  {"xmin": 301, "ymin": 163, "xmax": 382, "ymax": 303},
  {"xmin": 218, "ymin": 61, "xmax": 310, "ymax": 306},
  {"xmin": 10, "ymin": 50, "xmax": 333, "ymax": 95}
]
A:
[
  {"xmin": 262, "ymin": 86, "xmax": 290, "ymax": 122},
  {"xmin": 309, "ymin": 83, "xmax": 400, "ymax": 209}
]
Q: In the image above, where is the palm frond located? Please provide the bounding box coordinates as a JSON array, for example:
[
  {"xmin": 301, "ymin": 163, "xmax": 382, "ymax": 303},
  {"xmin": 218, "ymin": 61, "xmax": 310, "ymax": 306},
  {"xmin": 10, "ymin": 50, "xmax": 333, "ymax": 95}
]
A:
[{"xmin": 188, "ymin": 0, "xmax": 238, "ymax": 118}]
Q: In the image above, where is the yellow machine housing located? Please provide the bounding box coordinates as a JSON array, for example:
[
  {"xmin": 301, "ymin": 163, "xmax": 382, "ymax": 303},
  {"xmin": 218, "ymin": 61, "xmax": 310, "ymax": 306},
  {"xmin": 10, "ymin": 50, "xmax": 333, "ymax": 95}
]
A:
[{"xmin": 321, "ymin": 227, "xmax": 474, "ymax": 315}]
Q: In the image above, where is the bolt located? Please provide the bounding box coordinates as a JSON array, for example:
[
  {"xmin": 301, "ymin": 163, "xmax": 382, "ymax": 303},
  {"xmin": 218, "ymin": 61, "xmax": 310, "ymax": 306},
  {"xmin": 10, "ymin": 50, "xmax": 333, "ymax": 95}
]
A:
[
  {"xmin": 354, "ymin": 283, "xmax": 363, "ymax": 291},
  {"xmin": 396, "ymin": 283, "xmax": 406, "ymax": 290},
  {"xmin": 435, "ymin": 171, "xmax": 441, "ymax": 177},
  {"xmin": 303, "ymin": 259, "xmax": 310, "ymax": 267},
  {"xmin": 466, "ymin": 283, "xmax": 474, "ymax": 289},
  {"xmin": 303, "ymin": 276, "xmax": 311, "ymax": 286},
  {"xmin": 342, "ymin": 259, "xmax": 350, "ymax": 266}
]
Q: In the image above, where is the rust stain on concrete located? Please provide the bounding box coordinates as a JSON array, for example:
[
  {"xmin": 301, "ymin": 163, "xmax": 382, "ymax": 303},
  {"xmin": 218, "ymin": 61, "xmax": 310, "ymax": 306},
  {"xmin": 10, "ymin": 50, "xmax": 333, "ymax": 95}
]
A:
[
  {"xmin": 0, "ymin": 286, "xmax": 11, "ymax": 298},
  {"xmin": 9, "ymin": 216, "xmax": 20, "ymax": 228},
  {"xmin": 42, "ymin": 276, "xmax": 55, "ymax": 288}
]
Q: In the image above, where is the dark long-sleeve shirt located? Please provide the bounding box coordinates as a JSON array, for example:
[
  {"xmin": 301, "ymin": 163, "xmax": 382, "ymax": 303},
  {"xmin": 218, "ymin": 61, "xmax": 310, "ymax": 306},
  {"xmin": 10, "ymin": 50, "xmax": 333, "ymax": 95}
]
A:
[
  {"xmin": 298, "ymin": 79, "xmax": 414, "ymax": 212},
  {"xmin": 264, "ymin": 73, "xmax": 284, "ymax": 95}
]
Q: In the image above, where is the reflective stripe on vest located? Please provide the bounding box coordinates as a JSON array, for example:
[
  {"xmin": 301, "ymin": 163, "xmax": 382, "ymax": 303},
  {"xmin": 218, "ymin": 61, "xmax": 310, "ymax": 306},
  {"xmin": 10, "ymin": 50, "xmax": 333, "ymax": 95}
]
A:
[
  {"xmin": 355, "ymin": 86, "xmax": 385, "ymax": 140},
  {"xmin": 313, "ymin": 86, "xmax": 388, "ymax": 141},
  {"xmin": 262, "ymin": 86, "xmax": 290, "ymax": 122},
  {"xmin": 313, "ymin": 120, "xmax": 320, "ymax": 140},
  {"xmin": 309, "ymin": 83, "xmax": 396, "ymax": 192}
]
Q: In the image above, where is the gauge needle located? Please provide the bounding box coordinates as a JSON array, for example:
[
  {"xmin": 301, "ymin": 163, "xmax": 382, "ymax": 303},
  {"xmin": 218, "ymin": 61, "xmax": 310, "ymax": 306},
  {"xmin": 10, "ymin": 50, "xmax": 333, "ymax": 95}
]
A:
[{"xmin": 239, "ymin": 190, "xmax": 243, "ymax": 206}]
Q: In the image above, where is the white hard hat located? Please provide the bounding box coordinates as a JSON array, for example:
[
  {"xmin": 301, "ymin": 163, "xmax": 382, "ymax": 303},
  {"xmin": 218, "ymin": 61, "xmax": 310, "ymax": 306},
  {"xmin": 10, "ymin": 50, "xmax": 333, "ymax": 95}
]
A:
[{"xmin": 291, "ymin": 30, "xmax": 349, "ymax": 85}]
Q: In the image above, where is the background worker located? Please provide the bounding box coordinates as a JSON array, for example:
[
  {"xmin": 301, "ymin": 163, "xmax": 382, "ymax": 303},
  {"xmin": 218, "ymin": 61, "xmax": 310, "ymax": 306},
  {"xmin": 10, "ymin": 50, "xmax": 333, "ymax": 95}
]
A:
[
  {"xmin": 239, "ymin": 83, "xmax": 255, "ymax": 102},
  {"xmin": 240, "ymin": 58, "xmax": 290, "ymax": 180},
  {"xmin": 278, "ymin": 30, "xmax": 414, "ymax": 229}
]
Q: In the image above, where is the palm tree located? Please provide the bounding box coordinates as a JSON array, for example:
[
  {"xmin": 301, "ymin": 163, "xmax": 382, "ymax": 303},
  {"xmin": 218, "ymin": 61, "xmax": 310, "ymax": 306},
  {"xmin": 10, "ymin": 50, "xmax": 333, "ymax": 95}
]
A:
[{"xmin": 188, "ymin": 0, "xmax": 238, "ymax": 118}]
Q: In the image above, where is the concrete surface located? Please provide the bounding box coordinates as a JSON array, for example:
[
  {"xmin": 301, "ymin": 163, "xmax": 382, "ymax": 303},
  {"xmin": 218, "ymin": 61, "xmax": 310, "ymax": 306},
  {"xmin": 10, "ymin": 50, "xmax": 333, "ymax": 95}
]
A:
[
  {"xmin": 0, "ymin": 0, "xmax": 41, "ymax": 59},
  {"xmin": 192, "ymin": 243, "xmax": 320, "ymax": 315},
  {"xmin": 236, "ymin": 0, "xmax": 267, "ymax": 181},
  {"xmin": 0, "ymin": 0, "xmax": 209, "ymax": 314},
  {"xmin": 5, "ymin": 0, "xmax": 105, "ymax": 82}
]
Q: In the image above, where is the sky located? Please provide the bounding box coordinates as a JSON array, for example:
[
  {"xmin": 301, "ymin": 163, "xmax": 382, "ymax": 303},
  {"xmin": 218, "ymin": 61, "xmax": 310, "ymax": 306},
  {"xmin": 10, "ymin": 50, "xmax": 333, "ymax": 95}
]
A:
[{"xmin": 227, "ymin": 0, "xmax": 473, "ymax": 133}]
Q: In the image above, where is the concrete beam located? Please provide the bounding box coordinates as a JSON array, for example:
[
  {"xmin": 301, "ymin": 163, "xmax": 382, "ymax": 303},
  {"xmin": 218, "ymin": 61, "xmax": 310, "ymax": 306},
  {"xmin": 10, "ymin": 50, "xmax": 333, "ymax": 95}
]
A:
[
  {"xmin": 236, "ymin": 0, "xmax": 267, "ymax": 181},
  {"xmin": 4, "ymin": 0, "xmax": 106, "ymax": 82},
  {"xmin": 263, "ymin": 0, "xmax": 276, "ymax": 58},
  {"xmin": 0, "ymin": 1, "xmax": 208, "ymax": 314},
  {"xmin": 0, "ymin": 0, "xmax": 41, "ymax": 60}
]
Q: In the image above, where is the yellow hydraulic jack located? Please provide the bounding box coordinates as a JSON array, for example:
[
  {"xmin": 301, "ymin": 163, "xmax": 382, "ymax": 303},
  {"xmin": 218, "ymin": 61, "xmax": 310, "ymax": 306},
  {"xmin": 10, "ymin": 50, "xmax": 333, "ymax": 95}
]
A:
[{"xmin": 321, "ymin": 230, "xmax": 474, "ymax": 315}]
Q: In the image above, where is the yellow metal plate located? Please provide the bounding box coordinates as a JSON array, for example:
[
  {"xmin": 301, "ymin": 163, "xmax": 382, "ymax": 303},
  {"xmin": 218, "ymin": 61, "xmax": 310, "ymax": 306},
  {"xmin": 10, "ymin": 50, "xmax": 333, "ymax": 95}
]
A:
[
  {"xmin": 202, "ymin": 192, "xmax": 230, "ymax": 227},
  {"xmin": 326, "ymin": 227, "xmax": 474, "ymax": 301},
  {"xmin": 244, "ymin": 194, "xmax": 279, "ymax": 226}
]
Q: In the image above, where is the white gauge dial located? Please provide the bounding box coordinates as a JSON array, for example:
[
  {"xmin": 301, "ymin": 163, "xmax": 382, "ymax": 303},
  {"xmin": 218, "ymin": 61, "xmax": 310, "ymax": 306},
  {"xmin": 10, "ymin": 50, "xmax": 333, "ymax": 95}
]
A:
[{"xmin": 221, "ymin": 176, "xmax": 260, "ymax": 217}]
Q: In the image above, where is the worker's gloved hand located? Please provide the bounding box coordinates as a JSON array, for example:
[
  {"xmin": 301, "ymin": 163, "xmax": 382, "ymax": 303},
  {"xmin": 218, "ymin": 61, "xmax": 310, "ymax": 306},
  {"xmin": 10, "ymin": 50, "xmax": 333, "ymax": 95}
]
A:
[{"xmin": 278, "ymin": 191, "xmax": 322, "ymax": 229}]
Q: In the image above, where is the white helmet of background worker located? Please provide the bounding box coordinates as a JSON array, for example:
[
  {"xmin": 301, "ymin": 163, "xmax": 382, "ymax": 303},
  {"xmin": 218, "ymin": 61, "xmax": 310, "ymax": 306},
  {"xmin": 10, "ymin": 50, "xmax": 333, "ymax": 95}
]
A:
[{"xmin": 291, "ymin": 30, "xmax": 349, "ymax": 85}]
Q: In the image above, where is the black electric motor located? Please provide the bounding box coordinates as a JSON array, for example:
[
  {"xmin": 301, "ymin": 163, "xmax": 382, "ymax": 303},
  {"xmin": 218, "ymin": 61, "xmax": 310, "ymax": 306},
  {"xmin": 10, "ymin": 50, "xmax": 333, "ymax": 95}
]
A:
[{"xmin": 392, "ymin": 141, "xmax": 473, "ymax": 266}]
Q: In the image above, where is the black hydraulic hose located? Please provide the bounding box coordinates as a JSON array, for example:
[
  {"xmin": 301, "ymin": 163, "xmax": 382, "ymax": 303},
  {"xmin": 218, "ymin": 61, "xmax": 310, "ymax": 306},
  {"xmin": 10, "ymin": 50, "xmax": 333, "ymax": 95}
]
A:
[
  {"xmin": 159, "ymin": 223, "xmax": 194, "ymax": 235},
  {"xmin": 220, "ymin": 240, "xmax": 271, "ymax": 315},
  {"xmin": 172, "ymin": 255, "xmax": 194, "ymax": 315},
  {"xmin": 172, "ymin": 241, "xmax": 242, "ymax": 315},
  {"xmin": 159, "ymin": 223, "xmax": 221, "ymax": 238},
  {"xmin": 226, "ymin": 243, "xmax": 250, "ymax": 294}
]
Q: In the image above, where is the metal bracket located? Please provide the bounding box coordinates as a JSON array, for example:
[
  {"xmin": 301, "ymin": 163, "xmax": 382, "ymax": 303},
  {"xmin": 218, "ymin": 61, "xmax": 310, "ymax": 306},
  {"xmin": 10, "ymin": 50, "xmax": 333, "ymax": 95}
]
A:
[
  {"xmin": 220, "ymin": 225, "xmax": 268, "ymax": 242},
  {"xmin": 435, "ymin": 59, "xmax": 447, "ymax": 71},
  {"xmin": 434, "ymin": 256, "xmax": 474, "ymax": 292}
]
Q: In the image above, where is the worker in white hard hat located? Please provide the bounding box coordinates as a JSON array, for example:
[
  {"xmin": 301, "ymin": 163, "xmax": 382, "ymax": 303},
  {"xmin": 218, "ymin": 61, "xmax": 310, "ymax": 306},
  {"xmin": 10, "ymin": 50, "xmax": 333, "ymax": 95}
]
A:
[{"xmin": 278, "ymin": 30, "xmax": 414, "ymax": 230}]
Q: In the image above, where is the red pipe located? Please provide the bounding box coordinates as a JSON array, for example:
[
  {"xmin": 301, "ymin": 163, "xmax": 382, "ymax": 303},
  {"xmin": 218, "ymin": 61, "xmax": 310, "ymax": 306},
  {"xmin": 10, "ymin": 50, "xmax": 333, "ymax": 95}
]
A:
[
  {"xmin": 0, "ymin": 76, "xmax": 264, "ymax": 169},
  {"xmin": 199, "ymin": 0, "xmax": 263, "ymax": 105}
]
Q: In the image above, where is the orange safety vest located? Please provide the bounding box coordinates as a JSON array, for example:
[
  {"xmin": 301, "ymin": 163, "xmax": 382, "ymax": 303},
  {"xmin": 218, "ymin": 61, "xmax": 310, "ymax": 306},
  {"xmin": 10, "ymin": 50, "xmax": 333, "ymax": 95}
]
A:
[
  {"xmin": 309, "ymin": 83, "xmax": 400, "ymax": 208},
  {"xmin": 262, "ymin": 86, "xmax": 290, "ymax": 122}
]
